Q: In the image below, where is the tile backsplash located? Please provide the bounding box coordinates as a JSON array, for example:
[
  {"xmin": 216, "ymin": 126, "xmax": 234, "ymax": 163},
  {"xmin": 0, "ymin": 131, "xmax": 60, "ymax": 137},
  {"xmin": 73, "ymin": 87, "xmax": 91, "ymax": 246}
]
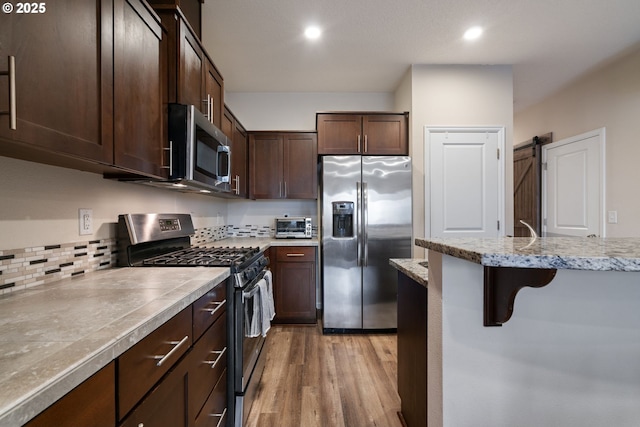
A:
[
  {"xmin": 1, "ymin": 223, "xmax": 317, "ymax": 295},
  {"xmin": 1, "ymin": 225, "xmax": 229, "ymax": 295}
]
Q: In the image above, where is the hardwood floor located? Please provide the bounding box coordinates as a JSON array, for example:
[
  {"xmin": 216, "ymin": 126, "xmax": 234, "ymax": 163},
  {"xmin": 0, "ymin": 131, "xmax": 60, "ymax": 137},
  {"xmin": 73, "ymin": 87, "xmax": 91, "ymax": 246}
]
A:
[{"xmin": 245, "ymin": 323, "xmax": 403, "ymax": 427}]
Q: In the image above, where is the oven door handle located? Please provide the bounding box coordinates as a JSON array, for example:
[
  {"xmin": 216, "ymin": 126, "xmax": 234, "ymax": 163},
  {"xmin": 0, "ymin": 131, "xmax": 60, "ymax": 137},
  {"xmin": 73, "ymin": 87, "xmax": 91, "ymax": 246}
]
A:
[{"xmin": 242, "ymin": 270, "xmax": 267, "ymax": 302}]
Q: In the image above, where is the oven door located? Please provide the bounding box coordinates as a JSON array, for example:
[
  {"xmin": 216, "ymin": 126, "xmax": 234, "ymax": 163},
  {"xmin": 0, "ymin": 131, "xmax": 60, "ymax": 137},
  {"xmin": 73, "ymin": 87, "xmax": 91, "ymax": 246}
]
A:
[{"xmin": 234, "ymin": 271, "xmax": 268, "ymax": 426}]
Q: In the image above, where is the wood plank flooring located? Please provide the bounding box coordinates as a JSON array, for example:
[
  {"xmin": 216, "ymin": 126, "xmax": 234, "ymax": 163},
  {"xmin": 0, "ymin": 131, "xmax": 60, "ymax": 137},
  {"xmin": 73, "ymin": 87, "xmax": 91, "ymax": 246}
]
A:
[{"xmin": 245, "ymin": 323, "xmax": 403, "ymax": 427}]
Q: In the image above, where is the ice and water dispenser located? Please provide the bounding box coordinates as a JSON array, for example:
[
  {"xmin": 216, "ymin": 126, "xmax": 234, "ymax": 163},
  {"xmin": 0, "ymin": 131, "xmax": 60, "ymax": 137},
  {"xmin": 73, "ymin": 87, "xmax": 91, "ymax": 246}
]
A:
[{"xmin": 332, "ymin": 202, "xmax": 354, "ymax": 238}]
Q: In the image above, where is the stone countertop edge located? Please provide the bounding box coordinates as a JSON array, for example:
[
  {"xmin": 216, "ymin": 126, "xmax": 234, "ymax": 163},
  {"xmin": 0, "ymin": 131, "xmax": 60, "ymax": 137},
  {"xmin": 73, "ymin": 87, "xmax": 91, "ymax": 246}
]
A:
[
  {"xmin": 390, "ymin": 258, "xmax": 428, "ymax": 288},
  {"xmin": 416, "ymin": 236, "xmax": 640, "ymax": 272},
  {"xmin": 0, "ymin": 267, "xmax": 230, "ymax": 427},
  {"xmin": 206, "ymin": 236, "xmax": 320, "ymax": 250}
]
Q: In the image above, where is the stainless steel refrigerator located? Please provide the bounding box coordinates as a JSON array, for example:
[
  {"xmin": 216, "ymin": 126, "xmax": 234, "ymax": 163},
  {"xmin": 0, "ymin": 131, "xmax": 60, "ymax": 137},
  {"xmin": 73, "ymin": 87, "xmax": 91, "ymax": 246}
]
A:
[{"xmin": 321, "ymin": 156, "xmax": 412, "ymax": 332}]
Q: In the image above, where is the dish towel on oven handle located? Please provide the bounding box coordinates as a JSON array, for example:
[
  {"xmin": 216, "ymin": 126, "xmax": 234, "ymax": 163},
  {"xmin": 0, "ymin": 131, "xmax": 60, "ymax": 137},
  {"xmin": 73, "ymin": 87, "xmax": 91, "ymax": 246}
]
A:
[
  {"xmin": 263, "ymin": 270, "xmax": 275, "ymax": 321},
  {"xmin": 244, "ymin": 274, "xmax": 276, "ymax": 338}
]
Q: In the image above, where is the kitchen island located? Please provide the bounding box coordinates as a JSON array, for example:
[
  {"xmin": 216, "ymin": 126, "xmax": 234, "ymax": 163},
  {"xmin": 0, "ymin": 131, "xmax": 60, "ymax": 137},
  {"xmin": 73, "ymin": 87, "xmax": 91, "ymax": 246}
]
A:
[{"xmin": 410, "ymin": 236, "xmax": 640, "ymax": 427}]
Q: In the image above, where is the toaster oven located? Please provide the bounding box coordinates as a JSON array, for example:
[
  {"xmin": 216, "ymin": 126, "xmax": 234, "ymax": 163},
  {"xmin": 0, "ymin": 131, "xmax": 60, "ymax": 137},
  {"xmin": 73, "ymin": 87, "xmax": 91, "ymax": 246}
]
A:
[{"xmin": 275, "ymin": 217, "xmax": 312, "ymax": 239}]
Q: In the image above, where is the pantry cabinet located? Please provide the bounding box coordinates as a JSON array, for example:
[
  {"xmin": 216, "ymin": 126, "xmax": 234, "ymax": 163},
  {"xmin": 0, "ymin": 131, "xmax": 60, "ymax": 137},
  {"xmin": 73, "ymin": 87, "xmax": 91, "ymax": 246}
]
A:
[
  {"xmin": 249, "ymin": 131, "xmax": 318, "ymax": 199},
  {"xmin": 316, "ymin": 113, "xmax": 409, "ymax": 155},
  {"xmin": 271, "ymin": 246, "xmax": 317, "ymax": 324},
  {"xmin": 0, "ymin": 0, "xmax": 167, "ymax": 179},
  {"xmin": 223, "ymin": 106, "xmax": 249, "ymax": 198},
  {"xmin": 155, "ymin": 6, "xmax": 224, "ymax": 129}
]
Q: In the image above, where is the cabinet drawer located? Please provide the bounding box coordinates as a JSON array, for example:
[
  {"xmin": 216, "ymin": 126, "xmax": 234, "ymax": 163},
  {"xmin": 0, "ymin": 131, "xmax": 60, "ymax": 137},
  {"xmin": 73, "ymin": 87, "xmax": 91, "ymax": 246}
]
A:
[
  {"xmin": 276, "ymin": 246, "xmax": 316, "ymax": 262},
  {"xmin": 194, "ymin": 369, "xmax": 228, "ymax": 427},
  {"xmin": 189, "ymin": 314, "xmax": 227, "ymax": 420},
  {"xmin": 117, "ymin": 307, "xmax": 192, "ymax": 420},
  {"xmin": 193, "ymin": 280, "xmax": 227, "ymax": 340}
]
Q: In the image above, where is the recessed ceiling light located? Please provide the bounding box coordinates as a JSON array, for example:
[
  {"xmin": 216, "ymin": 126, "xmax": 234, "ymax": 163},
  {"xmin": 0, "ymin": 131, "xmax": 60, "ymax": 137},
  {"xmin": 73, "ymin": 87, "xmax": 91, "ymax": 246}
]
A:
[
  {"xmin": 464, "ymin": 26, "xmax": 483, "ymax": 41},
  {"xmin": 304, "ymin": 26, "xmax": 322, "ymax": 40}
]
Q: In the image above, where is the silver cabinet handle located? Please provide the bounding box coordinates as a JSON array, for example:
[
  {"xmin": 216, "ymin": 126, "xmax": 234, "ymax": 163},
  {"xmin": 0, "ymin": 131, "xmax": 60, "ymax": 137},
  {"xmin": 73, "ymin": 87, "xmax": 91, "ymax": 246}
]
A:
[
  {"xmin": 364, "ymin": 135, "xmax": 368, "ymax": 153},
  {"xmin": 284, "ymin": 181, "xmax": 287, "ymax": 198},
  {"xmin": 286, "ymin": 253, "xmax": 305, "ymax": 257},
  {"xmin": 204, "ymin": 347, "xmax": 227, "ymax": 369},
  {"xmin": 162, "ymin": 140, "xmax": 173, "ymax": 174},
  {"xmin": 0, "ymin": 56, "xmax": 17, "ymax": 130},
  {"xmin": 203, "ymin": 299, "xmax": 226, "ymax": 317},
  {"xmin": 153, "ymin": 335, "xmax": 189, "ymax": 367},
  {"xmin": 203, "ymin": 94, "xmax": 212, "ymax": 121},
  {"xmin": 357, "ymin": 135, "xmax": 361, "ymax": 153},
  {"xmin": 210, "ymin": 408, "xmax": 227, "ymax": 427},
  {"xmin": 232, "ymin": 175, "xmax": 240, "ymax": 195}
]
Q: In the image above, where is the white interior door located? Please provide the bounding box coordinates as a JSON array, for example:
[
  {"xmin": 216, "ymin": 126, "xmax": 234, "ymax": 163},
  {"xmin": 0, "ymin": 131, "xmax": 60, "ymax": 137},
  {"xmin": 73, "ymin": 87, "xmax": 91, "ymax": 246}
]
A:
[
  {"xmin": 427, "ymin": 127, "xmax": 505, "ymax": 238},
  {"xmin": 542, "ymin": 128, "xmax": 605, "ymax": 237}
]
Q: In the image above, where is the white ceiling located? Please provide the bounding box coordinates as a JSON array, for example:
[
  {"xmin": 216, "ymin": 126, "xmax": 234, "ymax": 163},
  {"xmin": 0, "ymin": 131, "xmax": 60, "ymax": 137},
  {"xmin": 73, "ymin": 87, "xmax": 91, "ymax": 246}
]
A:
[{"xmin": 201, "ymin": 0, "xmax": 640, "ymax": 112}]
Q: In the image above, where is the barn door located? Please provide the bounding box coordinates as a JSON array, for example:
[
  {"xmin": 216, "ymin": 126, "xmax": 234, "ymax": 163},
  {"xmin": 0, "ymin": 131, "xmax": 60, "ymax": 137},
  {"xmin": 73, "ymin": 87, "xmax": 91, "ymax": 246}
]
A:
[{"xmin": 513, "ymin": 133, "xmax": 552, "ymax": 236}]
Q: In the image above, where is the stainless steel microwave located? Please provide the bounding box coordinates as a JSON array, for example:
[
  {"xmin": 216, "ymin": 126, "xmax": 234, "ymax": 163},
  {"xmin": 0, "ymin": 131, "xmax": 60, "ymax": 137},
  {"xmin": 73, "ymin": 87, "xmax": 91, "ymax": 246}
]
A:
[
  {"xmin": 164, "ymin": 103, "xmax": 231, "ymax": 194},
  {"xmin": 275, "ymin": 217, "xmax": 312, "ymax": 239}
]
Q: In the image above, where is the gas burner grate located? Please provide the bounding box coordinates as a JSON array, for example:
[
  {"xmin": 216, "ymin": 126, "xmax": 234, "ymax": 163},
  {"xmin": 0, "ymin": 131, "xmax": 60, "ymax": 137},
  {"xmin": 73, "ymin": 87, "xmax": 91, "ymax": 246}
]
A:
[{"xmin": 142, "ymin": 246, "xmax": 261, "ymax": 267}]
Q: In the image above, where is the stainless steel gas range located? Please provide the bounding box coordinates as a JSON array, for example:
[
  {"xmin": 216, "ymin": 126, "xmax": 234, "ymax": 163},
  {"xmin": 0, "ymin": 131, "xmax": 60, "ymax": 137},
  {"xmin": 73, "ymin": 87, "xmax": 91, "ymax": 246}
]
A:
[{"xmin": 118, "ymin": 213, "xmax": 270, "ymax": 427}]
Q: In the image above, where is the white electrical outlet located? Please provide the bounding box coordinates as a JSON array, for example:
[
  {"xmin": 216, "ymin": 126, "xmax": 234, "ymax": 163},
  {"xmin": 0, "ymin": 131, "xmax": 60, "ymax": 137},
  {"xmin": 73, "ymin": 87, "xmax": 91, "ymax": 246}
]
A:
[
  {"xmin": 607, "ymin": 211, "xmax": 618, "ymax": 224},
  {"xmin": 79, "ymin": 208, "xmax": 93, "ymax": 235}
]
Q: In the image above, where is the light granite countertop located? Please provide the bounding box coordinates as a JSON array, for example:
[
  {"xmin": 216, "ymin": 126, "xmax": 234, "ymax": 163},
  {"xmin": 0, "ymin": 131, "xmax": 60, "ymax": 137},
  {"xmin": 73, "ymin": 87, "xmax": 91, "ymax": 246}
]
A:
[
  {"xmin": 416, "ymin": 237, "xmax": 640, "ymax": 271},
  {"xmin": 390, "ymin": 259, "xmax": 428, "ymax": 288},
  {"xmin": 0, "ymin": 236, "xmax": 318, "ymax": 426}
]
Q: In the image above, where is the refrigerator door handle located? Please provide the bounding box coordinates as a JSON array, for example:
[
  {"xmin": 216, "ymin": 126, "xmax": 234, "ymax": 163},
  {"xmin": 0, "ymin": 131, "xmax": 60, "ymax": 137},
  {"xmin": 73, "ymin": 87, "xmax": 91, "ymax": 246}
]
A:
[
  {"xmin": 357, "ymin": 181, "xmax": 362, "ymax": 266},
  {"xmin": 363, "ymin": 182, "xmax": 369, "ymax": 266}
]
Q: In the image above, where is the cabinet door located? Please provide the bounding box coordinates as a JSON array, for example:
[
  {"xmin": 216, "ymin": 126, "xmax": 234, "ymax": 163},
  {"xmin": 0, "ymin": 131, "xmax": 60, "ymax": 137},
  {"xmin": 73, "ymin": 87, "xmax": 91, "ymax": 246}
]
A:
[
  {"xmin": 316, "ymin": 114, "xmax": 362, "ymax": 155},
  {"xmin": 119, "ymin": 360, "xmax": 188, "ymax": 427},
  {"xmin": 26, "ymin": 362, "xmax": 116, "ymax": 427},
  {"xmin": 249, "ymin": 133, "xmax": 283, "ymax": 199},
  {"xmin": 178, "ymin": 20, "xmax": 206, "ymax": 115},
  {"xmin": 283, "ymin": 133, "xmax": 318, "ymax": 199},
  {"xmin": 0, "ymin": 0, "xmax": 113, "ymax": 163},
  {"xmin": 232, "ymin": 120, "xmax": 249, "ymax": 198},
  {"xmin": 204, "ymin": 59, "xmax": 223, "ymax": 127},
  {"xmin": 113, "ymin": 0, "xmax": 166, "ymax": 178},
  {"xmin": 362, "ymin": 114, "xmax": 408, "ymax": 155},
  {"xmin": 274, "ymin": 247, "xmax": 317, "ymax": 324}
]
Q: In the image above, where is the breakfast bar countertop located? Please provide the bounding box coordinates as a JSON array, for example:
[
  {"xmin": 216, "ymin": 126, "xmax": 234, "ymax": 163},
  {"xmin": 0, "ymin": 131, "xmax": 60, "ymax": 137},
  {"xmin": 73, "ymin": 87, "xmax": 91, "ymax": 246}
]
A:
[{"xmin": 416, "ymin": 236, "xmax": 640, "ymax": 271}]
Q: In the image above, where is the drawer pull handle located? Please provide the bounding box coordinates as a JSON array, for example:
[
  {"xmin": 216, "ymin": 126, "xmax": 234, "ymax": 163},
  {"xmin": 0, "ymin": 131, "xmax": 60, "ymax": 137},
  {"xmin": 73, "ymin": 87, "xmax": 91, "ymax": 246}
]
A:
[
  {"xmin": 203, "ymin": 299, "xmax": 226, "ymax": 317},
  {"xmin": 154, "ymin": 335, "xmax": 189, "ymax": 367},
  {"xmin": 209, "ymin": 407, "xmax": 227, "ymax": 427},
  {"xmin": 286, "ymin": 253, "xmax": 305, "ymax": 257},
  {"xmin": 205, "ymin": 347, "xmax": 227, "ymax": 369}
]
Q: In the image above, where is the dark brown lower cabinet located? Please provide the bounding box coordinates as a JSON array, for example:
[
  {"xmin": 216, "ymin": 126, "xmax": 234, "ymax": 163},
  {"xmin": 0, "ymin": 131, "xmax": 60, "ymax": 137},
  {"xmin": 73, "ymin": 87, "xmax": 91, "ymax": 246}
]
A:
[
  {"xmin": 118, "ymin": 360, "xmax": 189, "ymax": 427},
  {"xmin": 24, "ymin": 362, "xmax": 116, "ymax": 427},
  {"xmin": 397, "ymin": 272, "xmax": 428, "ymax": 427},
  {"xmin": 272, "ymin": 246, "xmax": 317, "ymax": 324}
]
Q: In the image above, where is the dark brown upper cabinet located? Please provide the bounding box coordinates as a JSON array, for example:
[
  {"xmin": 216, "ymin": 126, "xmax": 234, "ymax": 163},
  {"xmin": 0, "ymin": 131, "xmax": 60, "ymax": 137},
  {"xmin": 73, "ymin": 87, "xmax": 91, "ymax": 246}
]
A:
[
  {"xmin": 249, "ymin": 131, "xmax": 318, "ymax": 200},
  {"xmin": 316, "ymin": 112, "xmax": 409, "ymax": 155},
  {"xmin": 222, "ymin": 106, "xmax": 249, "ymax": 198},
  {"xmin": 154, "ymin": 6, "xmax": 224, "ymax": 129},
  {"xmin": 0, "ymin": 0, "xmax": 167, "ymax": 180}
]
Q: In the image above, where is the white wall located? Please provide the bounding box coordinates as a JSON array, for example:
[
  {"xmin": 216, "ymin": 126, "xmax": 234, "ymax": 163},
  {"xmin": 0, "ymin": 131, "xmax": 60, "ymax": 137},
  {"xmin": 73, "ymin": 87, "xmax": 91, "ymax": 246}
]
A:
[
  {"xmin": 0, "ymin": 156, "xmax": 227, "ymax": 250},
  {"xmin": 225, "ymin": 92, "xmax": 394, "ymax": 130},
  {"xmin": 403, "ymin": 65, "xmax": 514, "ymax": 256},
  {"xmin": 515, "ymin": 46, "xmax": 640, "ymax": 237}
]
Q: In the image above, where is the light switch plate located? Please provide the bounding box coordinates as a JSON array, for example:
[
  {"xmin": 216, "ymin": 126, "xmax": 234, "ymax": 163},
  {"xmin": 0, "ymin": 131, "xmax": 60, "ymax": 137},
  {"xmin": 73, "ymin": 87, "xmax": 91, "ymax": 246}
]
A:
[{"xmin": 607, "ymin": 211, "xmax": 618, "ymax": 224}]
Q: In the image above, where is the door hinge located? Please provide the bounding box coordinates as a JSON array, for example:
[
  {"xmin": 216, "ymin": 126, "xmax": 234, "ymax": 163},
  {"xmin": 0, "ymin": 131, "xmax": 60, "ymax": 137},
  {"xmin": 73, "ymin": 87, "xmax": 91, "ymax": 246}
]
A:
[
  {"xmin": 543, "ymin": 218, "xmax": 547, "ymax": 226},
  {"xmin": 497, "ymin": 148, "xmax": 500, "ymax": 160},
  {"xmin": 497, "ymin": 220, "xmax": 500, "ymax": 230},
  {"xmin": 542, "ymin": 162, "xmax": 547, "ymax": 171}
]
